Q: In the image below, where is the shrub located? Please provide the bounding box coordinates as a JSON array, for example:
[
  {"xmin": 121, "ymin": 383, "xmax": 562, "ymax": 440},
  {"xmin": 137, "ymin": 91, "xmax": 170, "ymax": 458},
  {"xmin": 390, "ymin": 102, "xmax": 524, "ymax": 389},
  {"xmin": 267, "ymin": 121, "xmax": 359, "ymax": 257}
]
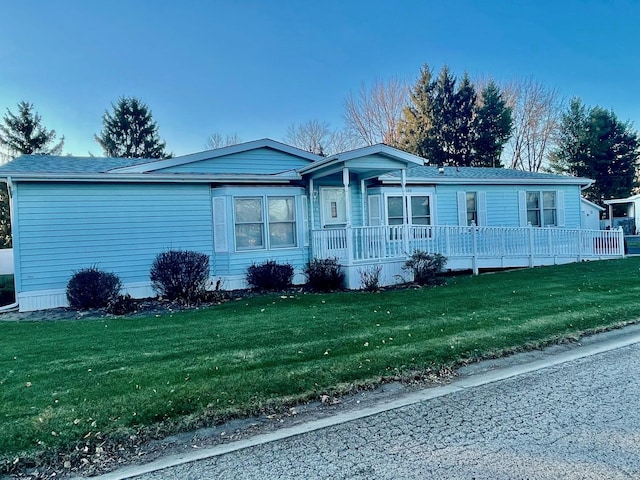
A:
[
  {"xmin": 150, "ymin": 250, "xmax": 210, "ymax": 304},
  {"xmin": 108, "ymin": 294, "xmax": 136, "ymax": 315},
  {"xmin": 359, "ymin": 264, "xmax": 382, "ymax": 292},
  {"xmin": 66, "ymin": 266, "xmax": 122, "ymax": 310},
  {"xmin": 304, "ymin": 258, "xmax": 345, "ymax": 292},
  {"xmin": 246, "ymin": 260, "xmax": 294, "ymax": 291},
  {"xmin": 403, "ymin": 251, "xmax": 447, "ymax": 286}
]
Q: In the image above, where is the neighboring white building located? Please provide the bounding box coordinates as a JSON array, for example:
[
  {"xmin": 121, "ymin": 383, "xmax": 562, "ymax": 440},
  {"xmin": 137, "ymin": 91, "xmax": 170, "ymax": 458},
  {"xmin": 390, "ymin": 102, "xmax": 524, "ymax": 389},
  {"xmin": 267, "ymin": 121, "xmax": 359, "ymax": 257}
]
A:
[
  {"xmin": 604, "ymin": 194, "xmax": 640, "ymax": 234},
  {"xmin": 581, "ymin": 197, "xmax": 605, "ymax": 230}
]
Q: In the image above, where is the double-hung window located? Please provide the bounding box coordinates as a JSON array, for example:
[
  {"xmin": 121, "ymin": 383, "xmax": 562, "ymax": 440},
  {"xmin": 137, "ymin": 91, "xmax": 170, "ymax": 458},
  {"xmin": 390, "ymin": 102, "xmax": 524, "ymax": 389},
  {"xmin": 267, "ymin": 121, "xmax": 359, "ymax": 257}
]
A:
[
  {"xmin": 235, "ymin": 197, "xmax": 265, "ymax": 249},
  {"xmin": 234, "ymin": 196, "xmax": 297, "ymax": 250},
  {"xmin": 526, "ymin": 191, "xmax": 557, "ymax": 227},
  {"xmin": 385, "ymin": 195, "xmax": 431, "ymax": 225},
  {"xmin": 268, "ymin": 197, "xmax": 296, "ymax": 248}
]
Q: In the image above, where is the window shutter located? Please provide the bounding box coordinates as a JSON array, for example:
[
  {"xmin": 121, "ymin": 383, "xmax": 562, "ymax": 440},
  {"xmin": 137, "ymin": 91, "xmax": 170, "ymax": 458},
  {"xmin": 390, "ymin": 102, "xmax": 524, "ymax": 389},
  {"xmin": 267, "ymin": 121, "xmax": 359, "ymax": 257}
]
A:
[
  {"xmin": 457, "ymin": 191, "xmax": 467, "ymax": 226},
  {"xmin": 302, "ymin": 195, "xmax": 310, "ymax": 246},
  {"xmin": 368, "ymin": 195, "xmax": 382, "ymax": 226},
  {"xmin": 518, "ymin": 191, "xmax": 527, "ymax": 226},
  {"xmin": 477, "ymin": 191, "xmax": 487, "ymax": 226},
  {"xmin": 213, "ymin": 197, "xmax": 228, "ymax": 252},
  {"xmin": 556, "ymin": 191, "xmax": 565, "ymax": 227}
]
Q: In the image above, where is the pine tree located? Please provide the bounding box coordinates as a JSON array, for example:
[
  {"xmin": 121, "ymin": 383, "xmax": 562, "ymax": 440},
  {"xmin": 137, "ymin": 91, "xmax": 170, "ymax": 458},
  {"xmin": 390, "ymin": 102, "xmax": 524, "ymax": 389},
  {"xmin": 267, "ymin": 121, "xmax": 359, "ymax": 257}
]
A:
[
  {"xmin": 452, "ymin": 73, "xmax": 477, "ymax": 166},
  {"xmin": 547, "ymin": 98, "xmax": 587, "ymax": 175},
  {"xmin": 95, "ymin": 97, "xmax": 170, "ymax": 158},
  {"xmin": 397, "ymin": 65, "xmax": 434, "ymax": 159},
  {"xmin": 549, "ymin": 99, "xmax": 639, "ymax": 205},
  {"xmin": 399, "ymin": 65, "xmax": 480, "ymax": 166},
  {"xmin": 0, "ymin": 101, "xmax": 64, "ymax": 248},
  {"xmin": 473, "ymin": 81, "xmax": 512, "ymax": 167},
  {"xmin": 428, "ymin": 66, "xmax": 458, "ymax": 166},
  {"xmin": 0, "ymin": 101, "xmax": 64, "ymax": 157}
]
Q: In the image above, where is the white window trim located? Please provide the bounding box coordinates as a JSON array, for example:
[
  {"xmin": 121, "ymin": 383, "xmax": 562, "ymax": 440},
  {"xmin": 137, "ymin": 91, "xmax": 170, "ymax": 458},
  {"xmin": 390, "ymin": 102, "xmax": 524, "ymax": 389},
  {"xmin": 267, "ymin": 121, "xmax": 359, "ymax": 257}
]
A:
[
  {"xmin": 520, "ymin": 190, "xmax": 565, "ymax": 227},
  {"xmin": 233, "ymin": 195, "xmax": 299, "ymax": 252},
  {"xmin": 457, "ymin": 191, "xmax": 487, "ymax": 226},
  {"xmin": 383, "ymin": 193, "xmax": 434, "ymax": 226},
  {"xmin": 213, "ymin": 196, "xmax": 228, "ymax": 252}
]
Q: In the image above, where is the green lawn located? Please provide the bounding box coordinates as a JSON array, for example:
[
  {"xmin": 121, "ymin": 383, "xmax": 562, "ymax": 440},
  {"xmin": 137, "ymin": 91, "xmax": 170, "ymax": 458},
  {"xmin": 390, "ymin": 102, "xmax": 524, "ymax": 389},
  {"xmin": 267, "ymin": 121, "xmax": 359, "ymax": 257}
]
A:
[{"xmin": 2, "ymin": 258, "xmax": 640, "ymax": 464}]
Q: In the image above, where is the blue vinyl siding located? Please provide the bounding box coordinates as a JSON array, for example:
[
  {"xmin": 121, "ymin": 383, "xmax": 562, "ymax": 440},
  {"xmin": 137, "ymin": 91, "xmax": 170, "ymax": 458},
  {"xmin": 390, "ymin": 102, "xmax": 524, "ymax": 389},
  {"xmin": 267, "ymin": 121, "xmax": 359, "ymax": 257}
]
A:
[
  {"xmin": 158, "ymin": 148, "xmax": 311, "ymax": 174},
  {"xmin": 14, "ymin": 183, "xmax": 213, "ymax": 292},
  {"xmin": 434, "ymin": 184, "xmax": 582, "ymax": 228},
  {"xmin": 211, "ymin": 185, "xmax": 310, "ymax": 277}
]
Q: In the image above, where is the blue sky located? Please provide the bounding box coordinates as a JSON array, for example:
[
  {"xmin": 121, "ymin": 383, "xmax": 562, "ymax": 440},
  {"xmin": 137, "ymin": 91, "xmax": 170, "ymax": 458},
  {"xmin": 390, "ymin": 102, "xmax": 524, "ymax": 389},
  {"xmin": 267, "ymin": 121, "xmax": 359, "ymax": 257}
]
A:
[{"xmin": 1, "ymin": 0, "xmax": 639, "ymax": 157}]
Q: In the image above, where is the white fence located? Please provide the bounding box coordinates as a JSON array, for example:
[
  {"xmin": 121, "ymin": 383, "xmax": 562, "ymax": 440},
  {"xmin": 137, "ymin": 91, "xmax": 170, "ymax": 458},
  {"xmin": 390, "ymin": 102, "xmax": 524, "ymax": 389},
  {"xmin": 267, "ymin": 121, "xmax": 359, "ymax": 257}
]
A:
[{"xmin": 312, "ymin": 225, "xmax": 624, "ymax": 274}]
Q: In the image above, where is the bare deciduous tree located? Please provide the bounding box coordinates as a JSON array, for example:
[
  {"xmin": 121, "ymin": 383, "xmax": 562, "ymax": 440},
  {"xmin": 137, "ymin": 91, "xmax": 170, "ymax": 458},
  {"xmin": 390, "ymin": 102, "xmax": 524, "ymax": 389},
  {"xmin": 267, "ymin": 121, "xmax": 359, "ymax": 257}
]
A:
[
  {"xmin": 344, "ymin": 78, "xmax": 409, "ymax": 146},
  {"xmin": 501, "ymin": 78, "xmax": 562, "ymax": 172},
  {"xmin": 205, "ymin": 132, "xmax": 242, "ymax": 149},
  {"xmin": 284, "ymin": 120, "xmax": 363, "ymax": 156},
  {"xmin": 283, "ymin": 120, "xmax": 331, "ymax": 156}
]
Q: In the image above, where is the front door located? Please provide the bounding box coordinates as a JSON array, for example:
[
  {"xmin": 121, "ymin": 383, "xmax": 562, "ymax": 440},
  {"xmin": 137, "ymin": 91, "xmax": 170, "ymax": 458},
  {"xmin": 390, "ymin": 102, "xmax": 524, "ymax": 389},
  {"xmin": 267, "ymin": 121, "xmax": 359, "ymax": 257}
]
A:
[
  {"xmin": 319, "ymin": 187, "xmax": 348, "ymax": 259},
  {"xmin": 320, "ymin": 187, "xmax": 347, "ymax": 227}
]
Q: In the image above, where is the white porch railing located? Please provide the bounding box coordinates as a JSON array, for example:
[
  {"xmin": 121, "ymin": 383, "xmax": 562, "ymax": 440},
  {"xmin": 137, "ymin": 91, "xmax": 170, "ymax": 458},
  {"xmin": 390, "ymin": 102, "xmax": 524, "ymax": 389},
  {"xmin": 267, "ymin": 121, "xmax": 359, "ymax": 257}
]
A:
[{"xmin": 312, "ymin": 225, "xmax": 625, "ymax": 274}]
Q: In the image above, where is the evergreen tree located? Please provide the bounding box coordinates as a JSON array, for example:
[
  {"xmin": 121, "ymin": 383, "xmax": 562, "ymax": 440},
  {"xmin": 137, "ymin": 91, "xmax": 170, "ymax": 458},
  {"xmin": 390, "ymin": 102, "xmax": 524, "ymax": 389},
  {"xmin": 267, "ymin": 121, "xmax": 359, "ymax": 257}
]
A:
[
  {"xmin": 473, "ymin": 81, "xmax": 513, "ymax": 167},
  {"xmin": 95, "ymin": 97, "xmax": 170, "ymax": 158},
  {"xmin": 0, "ymin": 101, "xmax": 64, "ymax": 157},
  {"xmin": 549, "ymin": 98, "xmax": 639, "ymax": 205},
  {"xmin": 397, "ymin": 65, "xmax": 434, "ymax": 159},
  {"xmin": 547, "ymin": 98, "xmax": 588, "ymax": 175},
  {"xmin": 428, "ymin": 65, "xmax": 459, "ymax": 166},
  {"xmin": 0, "ymin": 101, "xmax": 64, "ymax": 248},
  {"xmin": 452, "ymin": 73, "xmax": 477, "ymax": 166},
  {"xmin": 399, "ymin": 65, "xmax": 511, "ymax": 167}
]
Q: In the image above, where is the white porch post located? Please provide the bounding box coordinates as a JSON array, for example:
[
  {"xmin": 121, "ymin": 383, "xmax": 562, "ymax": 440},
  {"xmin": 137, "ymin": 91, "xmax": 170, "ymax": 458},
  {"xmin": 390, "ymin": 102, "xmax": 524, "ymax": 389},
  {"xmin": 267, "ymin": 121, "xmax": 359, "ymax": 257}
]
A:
[
  {"xmin": 309, "ymin": 178, "xmax": 315, "ymax": 229},
  {"xmin": 360, "ymin": 179, "xmax": 366, "ymax": 226},
  {"xmin": 401, "ymin": 168, "xmax": 409, "ymax": 254},
  {"xmin": 309, "ymin": 177, "xmax": 315, "ymax": 258},
  {"xmin": 343, "ymin": 167, "xmax": 353, "ymax": 265}
]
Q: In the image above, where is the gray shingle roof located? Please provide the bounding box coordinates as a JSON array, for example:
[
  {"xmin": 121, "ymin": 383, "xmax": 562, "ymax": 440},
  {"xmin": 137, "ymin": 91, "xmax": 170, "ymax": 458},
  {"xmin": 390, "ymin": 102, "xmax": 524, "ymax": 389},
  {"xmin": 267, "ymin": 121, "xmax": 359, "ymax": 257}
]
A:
[
  {"xmin": 396, "ymin": 165, "xmax": 578, "ymax": 180},
  {"xmin": 0, "ymin": 155, "xmax": 153, "ymax": 174}
]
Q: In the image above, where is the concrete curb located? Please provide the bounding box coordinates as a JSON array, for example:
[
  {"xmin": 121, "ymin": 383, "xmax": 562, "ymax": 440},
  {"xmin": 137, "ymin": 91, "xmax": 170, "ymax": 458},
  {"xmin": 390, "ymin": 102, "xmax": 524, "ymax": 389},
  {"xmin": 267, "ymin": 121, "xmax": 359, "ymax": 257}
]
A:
[{"xmin": 81, "ymin": 325, "xmax": 640, "ymax": 480}]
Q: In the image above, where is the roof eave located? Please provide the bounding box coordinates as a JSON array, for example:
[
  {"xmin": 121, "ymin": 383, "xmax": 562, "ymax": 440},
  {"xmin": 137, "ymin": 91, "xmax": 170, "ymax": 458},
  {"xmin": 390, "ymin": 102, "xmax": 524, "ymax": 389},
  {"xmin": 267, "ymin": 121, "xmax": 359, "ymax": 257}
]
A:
[
  {"xmin": 380, "ymin": 176, "xmax": 592, "ymax": 186},
  {"xmin": 0, "ymin": 172, "xmax": 301, "ymax": 184},
  {"xmin": 109, "ymin": 139, "xmax": 324, "ymax": 174}
]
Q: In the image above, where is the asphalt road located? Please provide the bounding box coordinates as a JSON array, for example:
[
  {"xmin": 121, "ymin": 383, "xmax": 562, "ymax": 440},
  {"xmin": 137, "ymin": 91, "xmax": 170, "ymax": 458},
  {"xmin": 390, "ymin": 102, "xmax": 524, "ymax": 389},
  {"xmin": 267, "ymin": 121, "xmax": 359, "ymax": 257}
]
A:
[{"xmin": 127, "ymin": 338, "xmax": 640, "ymax": 479}]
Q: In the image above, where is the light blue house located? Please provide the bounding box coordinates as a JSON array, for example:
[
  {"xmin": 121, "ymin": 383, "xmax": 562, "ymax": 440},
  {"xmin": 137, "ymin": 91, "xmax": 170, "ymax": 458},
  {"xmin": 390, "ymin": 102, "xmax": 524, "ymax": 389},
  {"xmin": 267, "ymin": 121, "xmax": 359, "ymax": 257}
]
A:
[{"xmin": 0, "ymin": 139, "xmax": 623, "ymax": 311}]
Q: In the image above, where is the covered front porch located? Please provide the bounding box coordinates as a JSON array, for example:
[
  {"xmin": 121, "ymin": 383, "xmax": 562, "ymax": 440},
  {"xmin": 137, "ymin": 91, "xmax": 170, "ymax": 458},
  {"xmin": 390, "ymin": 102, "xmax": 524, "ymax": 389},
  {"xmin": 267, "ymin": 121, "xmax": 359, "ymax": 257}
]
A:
[{"xmin": 311, "ymin": 224, "xmax": 625, "ymax": 288}]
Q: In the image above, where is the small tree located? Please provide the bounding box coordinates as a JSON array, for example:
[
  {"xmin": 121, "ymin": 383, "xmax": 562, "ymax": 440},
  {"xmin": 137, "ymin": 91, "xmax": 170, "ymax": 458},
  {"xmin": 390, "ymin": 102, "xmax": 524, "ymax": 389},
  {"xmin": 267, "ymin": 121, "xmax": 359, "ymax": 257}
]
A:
[{"xmin": 95, "ymin": 96, "xmax": 170, "ymax": 158}]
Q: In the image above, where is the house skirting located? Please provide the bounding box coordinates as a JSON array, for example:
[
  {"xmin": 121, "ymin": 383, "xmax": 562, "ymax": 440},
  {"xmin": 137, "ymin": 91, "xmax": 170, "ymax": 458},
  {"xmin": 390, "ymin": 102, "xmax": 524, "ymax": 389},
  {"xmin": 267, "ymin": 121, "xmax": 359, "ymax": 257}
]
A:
[{"xmin": 16, "ymin": 274, "xmax": 309, "ymax": 312}]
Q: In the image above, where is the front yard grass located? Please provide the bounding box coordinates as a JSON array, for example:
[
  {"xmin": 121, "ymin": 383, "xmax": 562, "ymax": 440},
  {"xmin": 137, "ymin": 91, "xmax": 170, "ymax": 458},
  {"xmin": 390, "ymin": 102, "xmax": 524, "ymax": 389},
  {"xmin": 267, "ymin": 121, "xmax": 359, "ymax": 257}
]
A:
[{"xmin": 2, "ymin": 258, "xmax": 640, "ymax": 465}]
